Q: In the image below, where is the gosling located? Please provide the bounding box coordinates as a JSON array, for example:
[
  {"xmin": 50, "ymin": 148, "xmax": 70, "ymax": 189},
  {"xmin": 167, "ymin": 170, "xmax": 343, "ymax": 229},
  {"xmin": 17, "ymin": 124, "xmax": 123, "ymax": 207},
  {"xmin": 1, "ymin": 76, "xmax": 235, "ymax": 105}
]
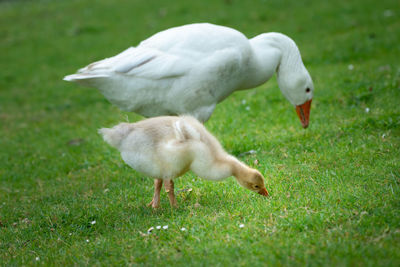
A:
[{"xmin": 99, "ymin": 115, "xmax": 269, "ymax": 208}]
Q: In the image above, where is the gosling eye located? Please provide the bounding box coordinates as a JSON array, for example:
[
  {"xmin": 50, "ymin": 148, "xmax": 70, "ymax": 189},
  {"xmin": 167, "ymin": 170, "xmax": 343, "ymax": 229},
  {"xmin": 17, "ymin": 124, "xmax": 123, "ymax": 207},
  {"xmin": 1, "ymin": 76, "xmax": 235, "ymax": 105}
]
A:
[
  {"xmin": 305, "ymin": 88, "xmax": 311, "ymax": 93},
  {"xmin": 254, "ymin": 185, "xmax": 260, "ymax": 189}
]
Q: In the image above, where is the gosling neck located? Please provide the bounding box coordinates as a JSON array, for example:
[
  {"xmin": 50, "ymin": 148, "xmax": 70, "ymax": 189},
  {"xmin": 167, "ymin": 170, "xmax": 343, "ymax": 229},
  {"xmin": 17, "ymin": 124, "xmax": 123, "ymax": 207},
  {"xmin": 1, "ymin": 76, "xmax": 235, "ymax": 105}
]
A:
[{"xmin": 224, "ymin": 155, "xmax": 253, "ymax": 180}]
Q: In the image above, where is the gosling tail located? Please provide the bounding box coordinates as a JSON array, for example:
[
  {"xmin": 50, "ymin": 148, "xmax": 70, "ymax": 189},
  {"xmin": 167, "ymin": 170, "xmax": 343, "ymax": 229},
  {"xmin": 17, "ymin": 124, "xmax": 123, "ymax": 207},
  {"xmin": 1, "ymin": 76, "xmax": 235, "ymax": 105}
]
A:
[{"xmin": 98, "ymin": 123, "xmax": 133, "ymax": 149}]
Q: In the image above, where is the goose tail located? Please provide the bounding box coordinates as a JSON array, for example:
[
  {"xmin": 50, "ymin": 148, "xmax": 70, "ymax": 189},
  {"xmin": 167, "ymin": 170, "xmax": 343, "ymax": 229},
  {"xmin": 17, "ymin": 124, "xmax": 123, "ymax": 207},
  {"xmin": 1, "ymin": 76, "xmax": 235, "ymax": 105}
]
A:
[
  {"xmin": 63, "ymin": 73, "xmax": 108, "ymax": 82},
  {"xmin": 63, "ymin": 55, "xmax": 117, "ymax": 86}
]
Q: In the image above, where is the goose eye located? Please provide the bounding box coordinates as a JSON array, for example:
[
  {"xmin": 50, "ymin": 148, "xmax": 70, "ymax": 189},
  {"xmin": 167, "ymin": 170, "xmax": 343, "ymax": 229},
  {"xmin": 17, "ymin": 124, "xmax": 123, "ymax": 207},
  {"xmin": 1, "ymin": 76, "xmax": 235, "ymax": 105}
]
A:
[{"xmin": 306, "ymin": 88, "xmax": 311, "ymax": 93}]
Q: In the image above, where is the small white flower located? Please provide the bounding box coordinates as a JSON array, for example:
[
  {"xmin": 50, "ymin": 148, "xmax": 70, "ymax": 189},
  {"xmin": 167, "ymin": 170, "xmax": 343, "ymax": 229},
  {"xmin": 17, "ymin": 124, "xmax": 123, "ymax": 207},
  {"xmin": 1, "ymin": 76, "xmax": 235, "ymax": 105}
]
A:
[
  {"xmin": 103, "ymin": 188, "xmax": 109, "ymax": 193},
  {"xmin": 180, "ymin": 227, "xmax": 187, "ymax": 231},
  {"xmin": 86, "ymin": 239, "xmax": 89, "ymax": 243},
  {"xmin": 156, "ymin": 226, "xmax": 161, "ymax": 230},
  {"xmin": 365, "ymin": 107, "xmax": 370, "ymax": 113},
  {"xmin": 348, "ymin": 64, "xmax": 354, "ymax": 70},
  {"xmin": 382, "ymin": 134, "xmax": 386, "ymax": 139},
  {"xmin": 241, "ymin": 99, "xmax": 246, "ymax": 105},
  {"xmin": 69, "ymin": 233, "xmax": 72, "ymax": 236},
  {"xmin": 163, "ymin": 225, "xmax": 168, "ymax": 229},
  {"xmin": 383, "ymin": 10, "xmax": 394, "ymax": 17},
  {"xmin": 35, "ymin": 257, "xmax": 40, "ymax": 261},
  {"xmin": 147, "ymin": 227, "xmax": 154, "ymax": 233},
  {"xmin": 245, "ymin": 106, "xmax": 250, "ymax": 111},
  {"xmin": 91, "ymin": 220, "xmax": 96, "ymax": 225},
  {"xmin": 239, "ymin": 224, "xmax": 245, "ymax": 228}
]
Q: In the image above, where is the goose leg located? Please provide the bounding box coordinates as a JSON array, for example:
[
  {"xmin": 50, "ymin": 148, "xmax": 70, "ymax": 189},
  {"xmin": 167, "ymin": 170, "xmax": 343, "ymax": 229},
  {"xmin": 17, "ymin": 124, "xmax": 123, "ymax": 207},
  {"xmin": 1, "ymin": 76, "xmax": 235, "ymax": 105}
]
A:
[
  {"xmin": 164, "ymin": 179, "xmax": 178, "ymax": 208},
  {"xmin": 148, "ymin": 179, "xmax": 163, "ymax": 209}
]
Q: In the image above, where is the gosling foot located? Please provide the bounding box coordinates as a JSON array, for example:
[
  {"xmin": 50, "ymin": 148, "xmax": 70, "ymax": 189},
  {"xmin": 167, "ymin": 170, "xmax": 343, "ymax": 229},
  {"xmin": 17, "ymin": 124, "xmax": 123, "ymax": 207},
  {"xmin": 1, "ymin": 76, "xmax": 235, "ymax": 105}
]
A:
[{"xmin": 147, "ymin": 199, "xmax": 160, "ymax": 209}]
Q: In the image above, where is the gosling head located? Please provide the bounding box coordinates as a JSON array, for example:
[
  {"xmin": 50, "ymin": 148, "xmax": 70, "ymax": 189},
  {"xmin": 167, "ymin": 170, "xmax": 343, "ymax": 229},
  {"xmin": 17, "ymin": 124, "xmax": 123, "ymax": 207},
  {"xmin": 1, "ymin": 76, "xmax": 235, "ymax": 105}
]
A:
[{"xmin": 235, "ymin": 169, "xmax": 269, "ymax": 197}]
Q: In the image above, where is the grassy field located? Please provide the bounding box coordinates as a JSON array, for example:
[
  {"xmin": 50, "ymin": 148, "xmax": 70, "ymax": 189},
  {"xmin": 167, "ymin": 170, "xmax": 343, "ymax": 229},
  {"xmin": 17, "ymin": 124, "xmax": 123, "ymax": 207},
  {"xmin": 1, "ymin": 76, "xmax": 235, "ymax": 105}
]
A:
[{"xmin": 1, "ymin": 0, "xmax": 400, "ymax": 265}]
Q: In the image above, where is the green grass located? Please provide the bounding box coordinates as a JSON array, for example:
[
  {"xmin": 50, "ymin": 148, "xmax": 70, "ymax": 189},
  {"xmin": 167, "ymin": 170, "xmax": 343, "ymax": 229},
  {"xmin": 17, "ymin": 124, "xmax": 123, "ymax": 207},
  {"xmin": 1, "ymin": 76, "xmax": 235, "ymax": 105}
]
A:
[{"xmin": 1, "ymin": 0, "xmax": 400, "ymax": 265}]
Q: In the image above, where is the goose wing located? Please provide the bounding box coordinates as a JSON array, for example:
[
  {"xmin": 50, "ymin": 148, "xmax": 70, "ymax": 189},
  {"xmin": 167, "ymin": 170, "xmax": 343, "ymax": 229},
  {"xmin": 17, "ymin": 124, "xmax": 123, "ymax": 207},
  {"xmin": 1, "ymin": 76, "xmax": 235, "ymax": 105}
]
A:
[
  {"xmin": 65, "ymin": 23, "xmax": 249, "ymax": 83},
  {"xmin": 65, "ymin": 46, "xmax": 192, "ymax": 81}
]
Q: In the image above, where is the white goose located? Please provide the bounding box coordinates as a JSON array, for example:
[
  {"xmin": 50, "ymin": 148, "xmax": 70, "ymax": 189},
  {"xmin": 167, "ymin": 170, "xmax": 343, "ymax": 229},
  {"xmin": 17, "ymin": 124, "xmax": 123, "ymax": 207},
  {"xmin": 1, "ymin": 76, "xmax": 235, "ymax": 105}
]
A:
[{"xmin": 64, "ymin": 23, "xmax": 313, "ymax": 127}]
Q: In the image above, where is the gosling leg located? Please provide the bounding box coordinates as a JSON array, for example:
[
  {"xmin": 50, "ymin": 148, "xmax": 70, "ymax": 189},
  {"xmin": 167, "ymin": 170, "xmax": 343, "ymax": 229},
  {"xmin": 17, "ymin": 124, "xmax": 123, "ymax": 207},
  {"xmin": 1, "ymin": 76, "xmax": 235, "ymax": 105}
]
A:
[
  {"xmin": 164, "ymin": 179, "xmax": 178, "ymax": 208},
  {"xmin": 147, "ymin": 179, "xmax": 163, "ymax": 209}
]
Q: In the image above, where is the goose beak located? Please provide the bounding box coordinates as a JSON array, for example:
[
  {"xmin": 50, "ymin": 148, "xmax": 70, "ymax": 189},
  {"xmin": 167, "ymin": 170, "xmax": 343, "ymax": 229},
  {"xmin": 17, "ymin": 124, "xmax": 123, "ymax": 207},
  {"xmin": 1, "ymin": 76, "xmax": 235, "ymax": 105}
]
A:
[
  {"xmin": 258, "ymin": 187, "xmax": 269, "ymax": 197},
  {"xmin": 295, "ymin": 99, "xmax": 312, "ymax": 128}
]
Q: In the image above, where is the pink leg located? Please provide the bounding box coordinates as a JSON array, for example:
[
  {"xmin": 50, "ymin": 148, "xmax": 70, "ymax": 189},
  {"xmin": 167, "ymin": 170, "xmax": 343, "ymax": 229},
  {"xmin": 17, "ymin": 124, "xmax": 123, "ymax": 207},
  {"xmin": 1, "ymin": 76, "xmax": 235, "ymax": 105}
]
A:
[
  {"xmin": 147, "ymin": 179, "xmax": 163, "ymax": 209},
  {"xmin": 164, "ymin": 179, "xmax": 178, "ymax": 208}
]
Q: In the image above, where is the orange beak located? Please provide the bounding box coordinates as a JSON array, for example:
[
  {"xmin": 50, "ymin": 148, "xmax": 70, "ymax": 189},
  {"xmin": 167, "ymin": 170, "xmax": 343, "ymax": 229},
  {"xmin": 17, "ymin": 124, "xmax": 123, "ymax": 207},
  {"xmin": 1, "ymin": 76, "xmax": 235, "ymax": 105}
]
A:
[
  {"xmin": 258, "ymin": 188, "xmax": 269, "ymax": 197},
  {"xmin": 295, "ymin": 99, "xmax": 312, "ymax": 129}
]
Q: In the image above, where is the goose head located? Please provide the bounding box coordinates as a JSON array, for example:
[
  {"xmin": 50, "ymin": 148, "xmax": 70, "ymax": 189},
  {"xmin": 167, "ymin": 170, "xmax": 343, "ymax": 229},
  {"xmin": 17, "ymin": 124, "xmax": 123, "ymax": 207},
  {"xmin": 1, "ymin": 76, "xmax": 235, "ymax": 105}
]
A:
[{"xmin": 277, "ymin": 67, "xmax": 313, "ymax": 128}]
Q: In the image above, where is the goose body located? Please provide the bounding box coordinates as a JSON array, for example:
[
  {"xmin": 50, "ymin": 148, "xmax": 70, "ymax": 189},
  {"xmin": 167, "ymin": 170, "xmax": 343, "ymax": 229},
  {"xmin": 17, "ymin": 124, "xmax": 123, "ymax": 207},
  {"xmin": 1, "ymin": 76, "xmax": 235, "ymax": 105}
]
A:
[
  {"xmin": 65, "ymin": 23, "xmax": 314, "ymax": 127},
  {"xmin": 99, "ymin": 116, "xmax": 269, "ymax": 208}
]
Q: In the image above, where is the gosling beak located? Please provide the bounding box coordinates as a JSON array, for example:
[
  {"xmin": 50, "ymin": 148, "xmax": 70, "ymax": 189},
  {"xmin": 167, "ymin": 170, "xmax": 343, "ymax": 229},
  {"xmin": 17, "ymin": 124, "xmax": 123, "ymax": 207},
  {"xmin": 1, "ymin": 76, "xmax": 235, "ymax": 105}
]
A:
[
  {"xmin": 258, "ymin": 188, "xmax": 269, "ymax": 197},
  {"xmin": 295, "ymin": 99, "xmax": 312, "ymax": 129}
]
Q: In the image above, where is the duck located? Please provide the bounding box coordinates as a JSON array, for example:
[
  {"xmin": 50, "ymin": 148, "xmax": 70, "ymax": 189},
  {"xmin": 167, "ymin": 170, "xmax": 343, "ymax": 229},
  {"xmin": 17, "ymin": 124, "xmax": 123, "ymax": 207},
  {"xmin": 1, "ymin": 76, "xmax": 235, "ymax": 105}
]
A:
[
  {"xmin": 98, "ymin": 115, "xmax": 269, "ymax": 208},
  {"xmin": 64, "ymin": 23, "xmax": 313, "ymax": 128}
]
